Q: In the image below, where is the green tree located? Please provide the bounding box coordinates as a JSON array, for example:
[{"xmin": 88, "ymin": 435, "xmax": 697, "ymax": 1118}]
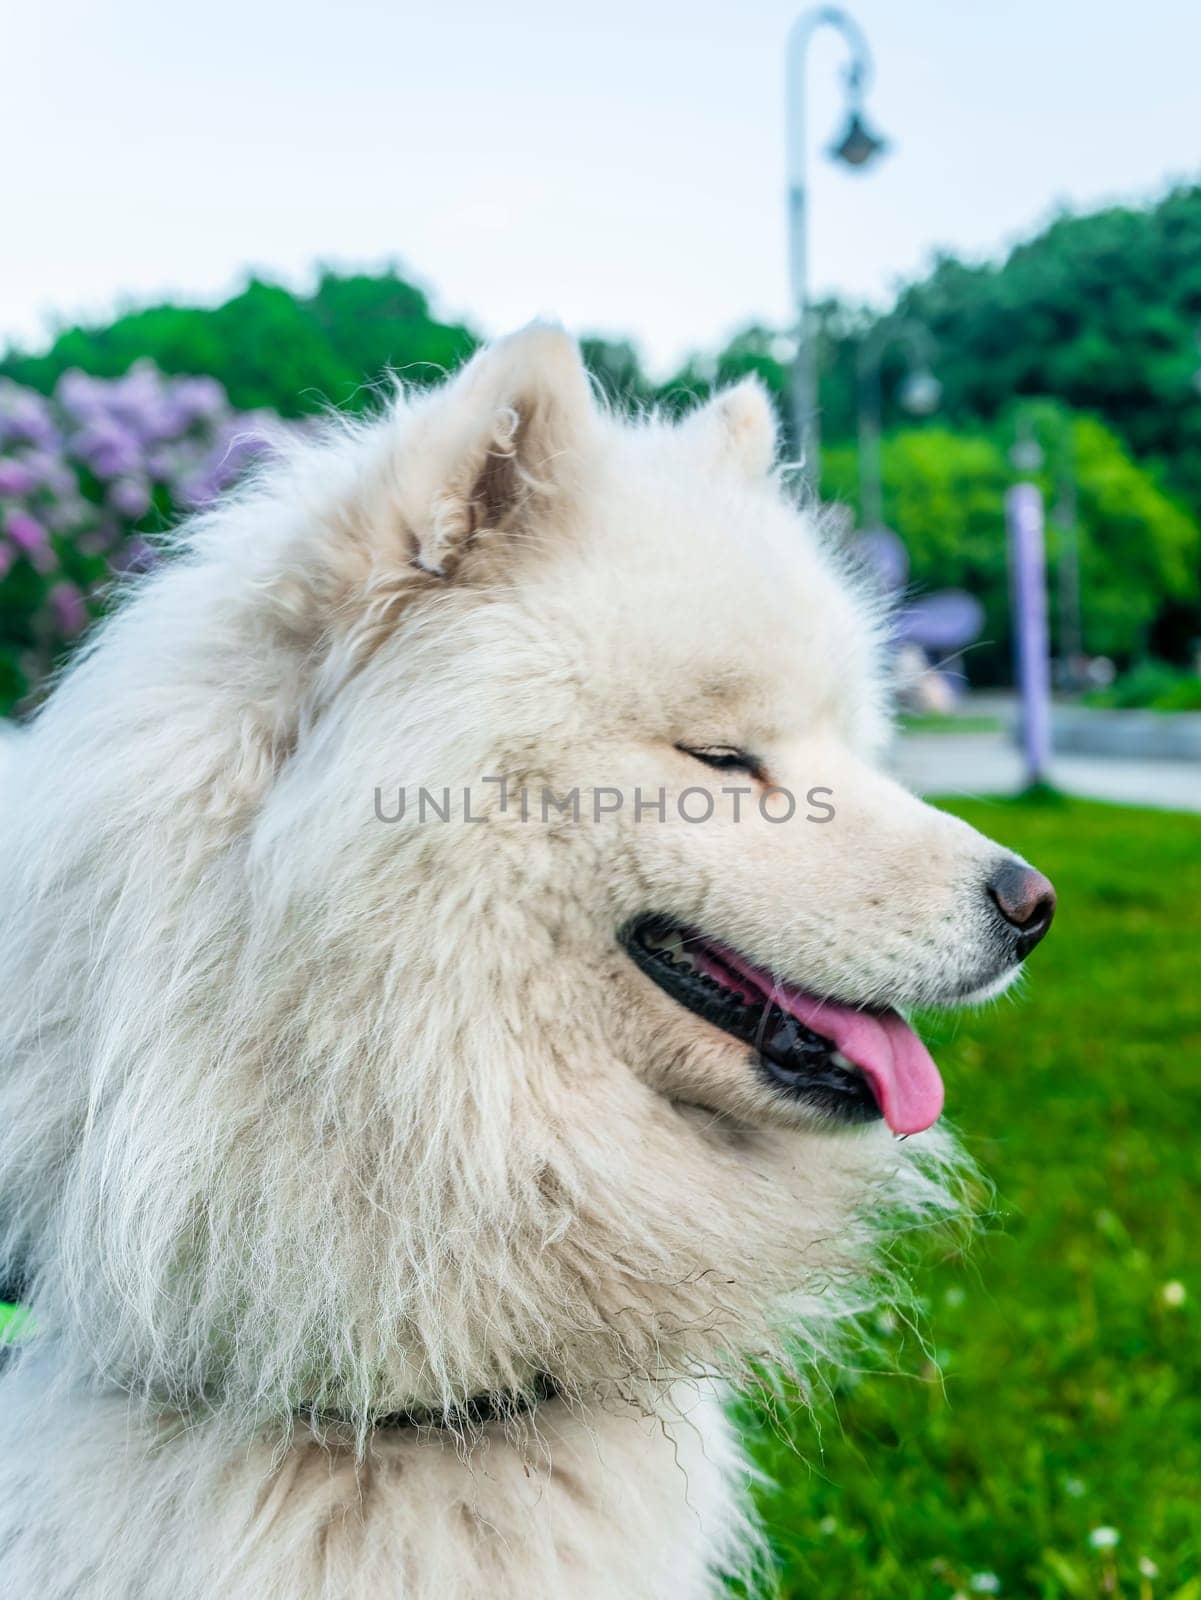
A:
[
  {"xmin": 821, "ymin": 416, "xmax": 1199, "ymax": 679},
  {"xmin": 0, "ymin": 270, "xmax": 479, "ymax": 418},
  {"xmin": 579, "ymin": 337, "xmax": 656, "ymax": 410},
  {"xmin": 658, "ymin": 302, "xmax": 867, "ymax": 452},
  {"xmin": 1070, "ymin": 413, "xmax": 1199, "ymax": 658},
  {"xmin": 10, "ymin": 194, "xmax": 1201, "ymax": 671},
  {"xmin": 893, "ymin": 186, "xmax": 1201, "ymax": 509}
]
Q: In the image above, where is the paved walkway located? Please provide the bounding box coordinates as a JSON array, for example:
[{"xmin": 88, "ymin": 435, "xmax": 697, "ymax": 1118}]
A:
[{"xmin": 893, "ymin": 731, "xmax": 1201, "ymax": 812}]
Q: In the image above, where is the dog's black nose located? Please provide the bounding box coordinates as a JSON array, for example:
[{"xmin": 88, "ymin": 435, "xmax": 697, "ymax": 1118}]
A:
[{"xmin": 988, "ymin": 860, "xmax": 1056, "ymax": 958}]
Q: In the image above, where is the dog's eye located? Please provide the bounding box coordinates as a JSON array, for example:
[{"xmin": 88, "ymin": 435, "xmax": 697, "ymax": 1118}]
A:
[{"xmin": 676, "ymin": 744, "xmax": 761, "ymax": 777}]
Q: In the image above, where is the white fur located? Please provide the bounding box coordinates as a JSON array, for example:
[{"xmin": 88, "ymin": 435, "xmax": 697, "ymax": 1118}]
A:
[{"xmin": 0, "ymin": 327, "xmax": 1017, "ymax": 1597}]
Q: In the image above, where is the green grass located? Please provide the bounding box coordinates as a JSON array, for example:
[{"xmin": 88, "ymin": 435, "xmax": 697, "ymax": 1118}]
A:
[
  {"xmin": 0, "ymin": 1302, "xmax": 29, "ymax": 1341},
  {"xmin": 737, "ymin": 795, "xmax": 1201, "ymax": 1600},
  {"xmin": 898, "ymin": 713, "xmax": 1005, "ymax": 735}
]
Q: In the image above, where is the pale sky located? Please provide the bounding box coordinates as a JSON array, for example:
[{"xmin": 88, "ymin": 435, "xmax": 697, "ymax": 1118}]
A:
[{"xmin": 6, "ymin": 0, "xmax": 1199, "ymax": 374}]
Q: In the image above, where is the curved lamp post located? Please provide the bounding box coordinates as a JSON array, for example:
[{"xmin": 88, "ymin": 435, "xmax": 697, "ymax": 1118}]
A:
[
  {"xmin": 856, "ymin": 318, "xmax": 940, "ymax": 532},
  {"xmin": 786, "ymin": 6, "xmax": 889, "ymax": 500}
]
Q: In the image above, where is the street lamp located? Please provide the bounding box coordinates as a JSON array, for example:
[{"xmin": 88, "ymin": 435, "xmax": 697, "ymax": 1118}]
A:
[
  {"xmin": 1011, "ymin": 409, "xmax": 1084, "ymax": 688},
  {"xmin": 856, "ymin": 318, "xmax": 940, "ymax": 532},
  {"xmin": 786, "ymin": 7, "xmax": 889, "ymax": 501},
  {"xmin": 1010, "ymin": 414, "xmax": 1044, "ymax": 477}
]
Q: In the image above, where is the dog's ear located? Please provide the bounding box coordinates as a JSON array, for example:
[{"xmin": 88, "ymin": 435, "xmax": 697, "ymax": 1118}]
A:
[
  {"xmin": 400, "ymin": 322, "xmax": 597, "ymax": 579},
  {"xmin": 255, "ymin": 326, "xmax": 597, "ymax": 697},
  {"xmin": 680, "ymin": 378, "xmax": 778, "ymax": 478}
]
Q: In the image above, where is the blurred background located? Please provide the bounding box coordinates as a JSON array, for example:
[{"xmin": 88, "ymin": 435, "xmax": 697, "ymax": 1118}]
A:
[{"xmin": 2, "ymin": 3, "xmax": 1198, "ymax": 1597}]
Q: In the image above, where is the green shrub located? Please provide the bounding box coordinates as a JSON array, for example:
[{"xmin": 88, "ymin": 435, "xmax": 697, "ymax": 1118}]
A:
[{"xmin": 1084, "ymin": 659, "xmax": 1201, "ymax": 711}]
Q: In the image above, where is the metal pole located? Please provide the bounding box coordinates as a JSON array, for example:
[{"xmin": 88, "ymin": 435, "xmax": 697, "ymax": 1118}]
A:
[
  {"xmin": 1053, "ymin": 437, "xmax": 1083, "ymax": 686},
  {"xmin": 855, "ymin": 319, "xmax": 937, "ymax": 531},
  {"xmin": 786, "ymin": 7, "xmax": 876, "ymax": 502},
  {"xmin": 786, "ymin": 13, "xmax": 819, "ymax": 495},
  {"xmin": 1006, "ymin": 482, "xmax": 1053, "ymax": 787},
  {"xmin": 857, "ymin": 334, "xmax": 883, "ymax": 529}
]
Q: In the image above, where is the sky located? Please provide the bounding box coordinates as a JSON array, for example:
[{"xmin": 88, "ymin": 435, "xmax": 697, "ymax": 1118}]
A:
[{"xmin": 6, "ymin": 0, "xmax": 1201, "ymax": 374}]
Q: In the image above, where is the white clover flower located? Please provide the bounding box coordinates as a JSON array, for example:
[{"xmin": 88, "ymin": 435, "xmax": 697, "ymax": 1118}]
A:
[
  {"xmin": 969, "ymin": 1571, "xmax": 1001, "ymax": 1593},
  {"xmin": 1089, "ymin": 1527, "xmax": 1120, "ymax": 1550},
  {"xmin": 818, "ymin": 1516, "xmax": 838, "ymax": 1536},
  {"xmin": 1063, "ymin": 1477, "xmax": 1086, "ymax": 1498},
  {"xmin": 1160, "ymin": 1280, "xmax": 1186, "ymax": 1308},
  {"xmin": 1138, "ymin": 1556, "xmax": 1159, "ymax": 1579}
]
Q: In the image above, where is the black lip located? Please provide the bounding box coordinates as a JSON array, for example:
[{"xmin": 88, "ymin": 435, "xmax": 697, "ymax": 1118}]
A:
[{"xmin": 619, "ymin": 915, "xmax": 881, "ymax": 1125}]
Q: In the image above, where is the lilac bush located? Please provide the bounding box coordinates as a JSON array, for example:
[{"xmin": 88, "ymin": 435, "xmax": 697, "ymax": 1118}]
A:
[{"xmin": 0, "ymin": 364, "xmax": 291, "ymax": 713}]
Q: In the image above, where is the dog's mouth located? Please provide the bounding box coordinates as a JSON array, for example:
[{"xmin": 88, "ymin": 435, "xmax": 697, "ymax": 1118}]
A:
[{"xmin": 620, "ymin": 915, "xmax": 944, "ymax": 1135}]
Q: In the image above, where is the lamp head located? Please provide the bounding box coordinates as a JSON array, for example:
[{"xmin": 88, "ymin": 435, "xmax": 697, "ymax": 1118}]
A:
[
  {"xmin": 900, "ymin": 367, "xmax": 941, "ymax": 416},
  {"xmin": 1011, "ymin": 430, "xmax": 1045, "ymax": 475},
  {"xmin": 828, "ymin": 108, "xmax": 889, "ymax": 170}
]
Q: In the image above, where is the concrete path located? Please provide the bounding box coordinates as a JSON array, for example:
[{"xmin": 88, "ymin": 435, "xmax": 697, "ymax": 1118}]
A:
[{"xmin": 893, "ymin": 730, "xmax": 1200, "ymax": 811}]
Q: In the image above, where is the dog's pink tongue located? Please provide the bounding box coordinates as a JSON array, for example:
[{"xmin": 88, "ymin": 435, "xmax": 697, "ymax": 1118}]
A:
[
  {"xmin": 702, "ymin": 942, "xmax": 944, "ymax": 1135},
  {"xmin": 778, "ymin": 992, "xmax": 944, "ymax": 1136}
]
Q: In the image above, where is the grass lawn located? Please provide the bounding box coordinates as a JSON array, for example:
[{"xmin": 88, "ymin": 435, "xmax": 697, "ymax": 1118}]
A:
[
  {"xmin": 898, "ymin": 713, "xmax": 1006, "ymax": 735},
  {"xmin": 737, "ymin": 795, "xmax": 1201, "ymax": 1600}
]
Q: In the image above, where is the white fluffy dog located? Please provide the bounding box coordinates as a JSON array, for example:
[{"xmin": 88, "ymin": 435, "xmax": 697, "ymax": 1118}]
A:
[{"xmin": 0, "ymin": 327, "xmax": 1054, "ymax": 1598}]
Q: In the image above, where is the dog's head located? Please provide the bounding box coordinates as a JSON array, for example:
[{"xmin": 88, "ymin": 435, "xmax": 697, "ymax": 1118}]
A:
[
  {"xmin": 340, "ymin": 326, "xmax": 1053, "ymax": 1128},
  {"xmin": 0, "ymin": 327, "xmax": 1054, "ymax": 1418}
]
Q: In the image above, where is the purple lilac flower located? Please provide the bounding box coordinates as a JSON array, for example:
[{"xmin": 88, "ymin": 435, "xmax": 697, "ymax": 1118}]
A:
[
  {"xmin": 175, "ymin": 472, "xmax": 219, "ymax": 509},
  {"xmin": 0, "ymin": 458, "xmax": 38, "ymax": 498},
  {"xmin": 192, "ymin": 415, "xmax": 283, "ymax": 503},
  {"xmin": 144, "ymin": 443, "xmax": 184, "ymax": 480},
  {"xmin": 48, "ymin": 580, "xmax": 88, "ymax": 635},
  {"xmin": 56, "ymin": 369, "xmax": 107, "ymax": 421},
  {"xmin": 107, "ymin": 476, "xmax": 153, "ymax": 520},
  {"xmin": 70, "ymin": 417, "xmax": 144, "ymax": 480},
  {"xmin": 111, "ymin": 536, "xmax": 156, "ymax": 574},
  {"xmin": 4, "ymin": 508, "xmax": 49, "ymax": 556},
  {"xmin": 0, "ymin": 382, "xmax": 60, "ymax": 450},
  {"xmin": 108, "ymin": 365, "xmax": 182, "ymax": 442},
  {"xmin": 171, "ymin": 374, "xmax": 226, "ymax": 424},
  {"xmin": 43, "ymin": 495, "xmax": 91, "ymax": 533},
  {"xmin": 2, "ymin": 365, "xmax": 295, "ymax": 686},
  {"xmin": 18, "ymin": 449, "xmax": 79, "ymax": 497}
]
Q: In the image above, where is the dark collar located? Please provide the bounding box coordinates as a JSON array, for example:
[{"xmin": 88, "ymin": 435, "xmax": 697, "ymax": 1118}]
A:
[{"xmin": 302, "ymin": 1371, "xmax": 560, "ymax": 1433}]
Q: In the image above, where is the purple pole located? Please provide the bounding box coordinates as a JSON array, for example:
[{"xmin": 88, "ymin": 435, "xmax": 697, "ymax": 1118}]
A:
[{"xmin": 1006, "ymin": 482, "xmax": 1052, "ymax": 786}]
